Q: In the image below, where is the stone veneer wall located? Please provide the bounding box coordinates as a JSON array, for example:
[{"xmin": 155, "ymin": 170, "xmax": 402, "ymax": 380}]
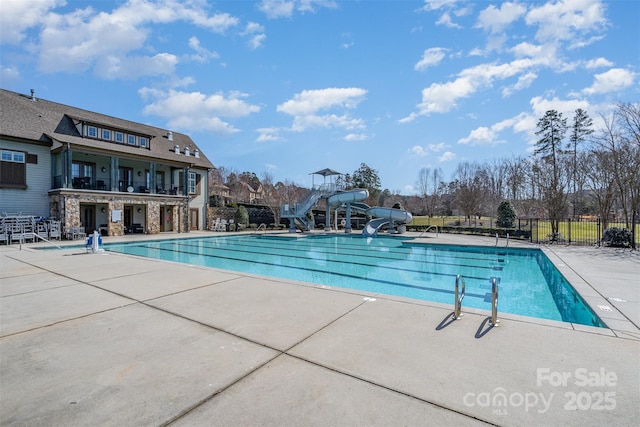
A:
[{"xmin": 49, "ymin": 192, "xmax": 189, "ymax": 236}]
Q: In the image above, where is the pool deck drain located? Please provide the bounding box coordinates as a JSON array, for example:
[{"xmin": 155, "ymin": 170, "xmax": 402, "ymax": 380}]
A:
[{"xmin": 1, "ymin": 232, "xmax": 638, "ymax": 426}]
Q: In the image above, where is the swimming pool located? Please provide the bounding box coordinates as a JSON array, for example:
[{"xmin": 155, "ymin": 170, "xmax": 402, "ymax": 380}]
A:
[{"xmin": 104, "ymin": 234, "xmax": 605, "ymax": 328}]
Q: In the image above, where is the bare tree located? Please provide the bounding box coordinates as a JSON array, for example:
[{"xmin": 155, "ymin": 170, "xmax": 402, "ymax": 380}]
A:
[
  {"xmin": 415, "ymin": 167, "xmax": 442, "ymax": 217},
  {"xmin": 453, "ymin": 162, "xmax": 484, "ymax": 225},
  {"xmin": 614, "ymin": 103, "xmax": 640, "ymax": 248}
]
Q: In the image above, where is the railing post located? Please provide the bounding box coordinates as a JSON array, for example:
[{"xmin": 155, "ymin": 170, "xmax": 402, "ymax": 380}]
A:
[
  {"xmin": 489, "ymin": 278, "xmax": 499, "ymax": 327},
  {"xmin": 453, "ymin": 274, "xmax": 465, "ymax": 320},
  {"xmin": 568, "ymin": 218, "xmax": 572, "ymax": 245}
]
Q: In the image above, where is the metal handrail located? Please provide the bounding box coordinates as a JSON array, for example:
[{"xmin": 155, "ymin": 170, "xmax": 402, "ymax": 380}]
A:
[
  {"xmin": 489, "ymin": 278, "xmax": 500, "ymax": 327},
  {"xmin": 453, "ymin": 274, "xmax": 465, "ymax": 319},
  {"xmin": 254, "ymin": 223, "xmax": 267, "ymax": 234},
  {"xmin": 32, "ymin": 233, "xmax": 62, "ymax": 249},
  {"xmin": 418, "ymin": 225, "xmax": 438, "ymax": 238}
]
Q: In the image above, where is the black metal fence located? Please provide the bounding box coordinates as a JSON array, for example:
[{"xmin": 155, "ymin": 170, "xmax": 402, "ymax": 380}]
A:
[{"xmin": 408, "ymin": 217, "xmax": 639, "ymax": 248}]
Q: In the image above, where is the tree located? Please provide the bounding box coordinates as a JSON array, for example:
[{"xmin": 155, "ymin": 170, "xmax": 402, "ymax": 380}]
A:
[
  {"xmin": 569, "ymin": 108, "xmax": 594, "ymax": 217},
  {"xmin": 416, "ymin": 167, "xmax": 442, "ymax": 217},
  {"xmin": 533, "ymin": 110, "xmax": 569, "ymax": 234},
  {"xmin": 352, "ymin": 163, "xmax": 381, "ymax": 205},
  {"xmin": 453, "ymin": 162, "xmax": 484, "ymax": 224},
  {"xmin": 496, "ymin": 201, "xmax": 516, "ymax": 228},
  {"xmin": 614, "ymin": 103, "xmax": 640, "ymax": 248},
  {"xmin": 234, "ymin": 205, "xmax": 249, "ymax": 229}
]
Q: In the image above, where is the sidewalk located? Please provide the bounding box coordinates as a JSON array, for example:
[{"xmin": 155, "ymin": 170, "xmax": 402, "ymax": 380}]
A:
[{"xmin": 1, "ymin": 232, "xmax": 638, "ymax": 426}]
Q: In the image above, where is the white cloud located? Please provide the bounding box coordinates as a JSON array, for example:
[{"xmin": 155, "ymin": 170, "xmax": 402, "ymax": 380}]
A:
[
  {"xmin": 258, "ymin": 0, "xmax": 336, "ymax": 19},
  {"xmin": 502, "ymin": 72, "xmax": 537, "ymax": 97},
  {"xmin": 242, "ymin": 22, "xmax": 266, "ymax": 50},
  {"xmin": 414, "ymin": 47, "xmax": 447, "ymax": 71},
  {"xmin": 95, "ymin": 53, "xmax": 179, "ymax": 80},
  {"xmin": 344, "ymin": 133, "xmax": 367, "ymax": 141},
  {"xmin": 583, "ymin": 68, "xmax": 636, "ymax": 95},
  {"xmin": 290, "ymin": 114, "xmax": 365, "ymax": 132},
  {"xmin": 256, "ymin": 127, "xmax": 283, "ymax": 142},
  {"xmin": 0, "ymin": 65, "xmax": 21, "ymax": 85},
  {"xmin": 476, "ymin": 2, "xmax": 526, "ymax": 34},
  {"xmin": 436, "ymin": 12, "xmax": 462, "ymax": 29},
  {"xmin": 428, "ymin": 142, "xmax": 447, "ymax": 152},
  {"xmin": 139, "ymin": 88, "xmax": 260, "ymax": 134},
  {"xmin": 0, "ymin": 0, "xmax": 64, "ymax": 44},
  {"xmin": 438, "ymin": 151, "xmax": 456, "ymax": 162},
  {"xmin": 458, "ymin": 126, "xmax": 495, "ymax": 145},
  {"xmin": 22, "ymin": 0, "xmax": 238, "ymax": 78},
  {"xmin": 525, "ymin": 0, "xmax": 607, "ymax": 44},
  {"xmin": 277, "ymin": 87, "xmax": 366, "ymax": 115},
  {"xmin": 585, "ymin": 57, "xmax": 613, "ymax": 69},
  {"xmin": 188, "ymin": 37, "xmax": 219, "ymax": 63},
  {"xmin": 409, "ymin": 146, "xmax": 428, "ymax": 157}
]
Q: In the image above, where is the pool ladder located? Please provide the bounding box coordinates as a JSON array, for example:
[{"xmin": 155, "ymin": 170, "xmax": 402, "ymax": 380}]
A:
[{"xmin": 452, "ymin": 274, "xmax": 499, "ymax": 326}]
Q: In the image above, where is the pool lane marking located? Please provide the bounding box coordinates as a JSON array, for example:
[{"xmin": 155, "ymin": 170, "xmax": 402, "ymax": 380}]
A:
[
  {"xmin": 168, "ymin": 240, "xmax": 502, "ymax": 274},
  {"xmin": 110, "ymin": 244, "xmax": 491, "ymax": 300}
]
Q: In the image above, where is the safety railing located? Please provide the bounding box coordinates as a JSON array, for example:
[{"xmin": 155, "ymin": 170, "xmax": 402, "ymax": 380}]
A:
[
  {"xmin": 453, "ymin": 274, "xmax": 465, "ymax": 319},
  {"xmin": 418, "ymin": 225, "xmax": 438, "ymax": 238},
  {"xmin": 254, "ymin": 223, "xmax": 267, "ymax": 234},
  {"xmin": 489, "ymin": 278, "xmax": 500, "ymax": 327}
]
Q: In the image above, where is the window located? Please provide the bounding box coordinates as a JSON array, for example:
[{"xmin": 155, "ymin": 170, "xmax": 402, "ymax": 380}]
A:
[
  {"xmin": 127, "ymin": 134, "xmax": 137, "ymax": 145},
  {"xmin": 115, "ymin": 132, "xmax": 124, "ymax": 143},
  {"xmin": 188, "ymin": 172, "xmax": 197, "ymax": 194},
  {"xmin": 0, "ymin": 150, "xmax": 26, "ymax": 188},
  {"xmin": 101, "ymin": 129, "xmax": 111, "ymax": 140},
  {"xmin": 71, "ymin": 162, "xmax": 94, "ymax": 189},
  {"xmin": 86, "ymin": 125, "xmax": 97, "ymax": 138},
  {"xmin": 139, "ymin": 137, "xmax": 148, "ymax": 148}
]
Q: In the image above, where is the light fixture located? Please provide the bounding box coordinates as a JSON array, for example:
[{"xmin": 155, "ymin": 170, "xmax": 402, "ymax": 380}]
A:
[
  {"xmin": 137, "ymin": 208, "xmax": 142, "ymax": 213},
  {"xmin": 137, "ymin": 171, "xmax": 142, "ymax": 176},
  {"xmin": 101, "ymin": 166, "xmax": 106, "ymax": 173},
  {"xmin": 101, "ymin": 207, "xmax": 106, "ymax": 213}
]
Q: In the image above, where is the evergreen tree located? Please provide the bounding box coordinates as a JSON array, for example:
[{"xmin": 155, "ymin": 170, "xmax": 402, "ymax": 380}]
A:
[
  {"xmin": 569, "ymin": 108, "xmax": 594, "ymax": 217},
  {"xmin": 496, "ymin": 201, "xmax": 516, "ymax": 228}
]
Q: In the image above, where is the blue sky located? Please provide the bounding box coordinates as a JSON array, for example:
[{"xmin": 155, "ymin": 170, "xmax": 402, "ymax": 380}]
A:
[{"xmin": 1, "ymin": 0, "xmax": 638, "ymax": 193}]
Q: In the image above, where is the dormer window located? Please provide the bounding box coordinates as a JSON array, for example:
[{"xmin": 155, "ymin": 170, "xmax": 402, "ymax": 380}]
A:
[
  {"xmin": 102, "ymin": 129, "xmax": 111, "ymax": 140},
  {"xmin": 139, "ymin": 137, "xmax": 148, "ymax": 148},
  {"xmin": 127, "ymin": 134, "xmax": 136, "ymax": 145},
  {"xmin": 86, "ymin": 125, "xmax": 97, "ymax": 138},
  {"xmin": 115, "ymin": 131, "xmax": 124, "ymax": 143}
]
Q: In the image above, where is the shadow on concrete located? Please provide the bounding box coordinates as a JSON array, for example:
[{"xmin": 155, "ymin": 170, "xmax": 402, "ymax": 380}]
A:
[
  {"xmin": 475, "ymin": 316, "xmax": 497, "ymax": 338},
  {"xmin": 435, "ymin": 312, "xmax": 458, "ymax": 330}
]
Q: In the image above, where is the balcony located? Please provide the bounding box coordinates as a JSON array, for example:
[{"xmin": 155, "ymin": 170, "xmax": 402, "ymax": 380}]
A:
[{"xmin": 52, "ymin": 176, "xmax": 185, "ymax": 196}]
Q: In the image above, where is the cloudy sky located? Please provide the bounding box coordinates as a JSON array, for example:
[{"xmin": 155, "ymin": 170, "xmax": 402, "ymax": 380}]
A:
[{"xmin": 1, "ymin": 0, "xmax": 638, "ymax": 193}]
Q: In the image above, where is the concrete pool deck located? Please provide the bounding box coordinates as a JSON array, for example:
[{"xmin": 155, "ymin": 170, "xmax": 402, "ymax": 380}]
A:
[{"xmin": 1, "ymin": 231, "xmax": 638, "ymax": 426}]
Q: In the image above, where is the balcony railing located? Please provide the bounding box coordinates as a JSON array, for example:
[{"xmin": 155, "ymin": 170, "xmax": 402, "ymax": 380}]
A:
[{"xmin": 52, "ymin": 176, "xmax": 184, "ymax": 196}]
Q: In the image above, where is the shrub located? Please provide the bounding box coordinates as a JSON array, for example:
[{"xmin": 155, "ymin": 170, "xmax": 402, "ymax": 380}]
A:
[
  {"xmin": 602, "ymin": 227, "xmax": 632, "ymax": 247},
  {"xmin": 496, "ymin": 201, "xmax": 516, "ymax": 228},
  {"xmin": 235, "ymin": 205, "xmax": 249, "ymax": 226}
]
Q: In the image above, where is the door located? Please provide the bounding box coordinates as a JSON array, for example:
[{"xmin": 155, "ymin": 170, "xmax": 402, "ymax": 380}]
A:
[
  {"xmin": 80, "ymin": 205, "xmax": 96, "ymax": 234},
  {"xmin": 189, "ymin": 208, "xmax": 199, "ymax": 231},
  {"xmin": 160, "ymin": 206, "xmax": 173, "ymax": 232},
  {"xmin": 124, "ymin": 206, "xmax": 133, "ymax": 232}
]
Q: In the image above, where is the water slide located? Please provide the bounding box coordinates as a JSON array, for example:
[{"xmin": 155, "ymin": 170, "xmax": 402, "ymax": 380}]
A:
[
  {"xmin": 327, "ymin": 189, "xmax": 369, "ymax": 206},
  {"xmin": 326, "ymin": 189, "xmax": 369, "ymax": 232},
  {"xmin": 363, "ymin": 207, "xmax": 413, "ymax": 237}
]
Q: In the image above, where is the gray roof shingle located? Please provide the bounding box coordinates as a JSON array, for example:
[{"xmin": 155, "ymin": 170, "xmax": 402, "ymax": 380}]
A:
[{"xmin": 0, "ymin": 88, "xmax": 214, "ymax": 169}]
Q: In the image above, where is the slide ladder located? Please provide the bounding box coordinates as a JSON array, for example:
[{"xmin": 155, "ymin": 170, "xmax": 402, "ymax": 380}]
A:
[{"xmin": 280, "ymin": 189, "xmax": 322, "ymax": 232}]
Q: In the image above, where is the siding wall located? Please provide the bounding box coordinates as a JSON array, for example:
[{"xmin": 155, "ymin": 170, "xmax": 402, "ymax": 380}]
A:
[{"xmin": 0, "ymin": 139, "xmax": 51, "ymax": 217}]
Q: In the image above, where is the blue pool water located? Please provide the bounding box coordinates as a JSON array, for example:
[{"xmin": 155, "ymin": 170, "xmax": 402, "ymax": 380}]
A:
[{"xmin": 104, "ymin": 234, "xmax": 604, "ymax": 327}]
